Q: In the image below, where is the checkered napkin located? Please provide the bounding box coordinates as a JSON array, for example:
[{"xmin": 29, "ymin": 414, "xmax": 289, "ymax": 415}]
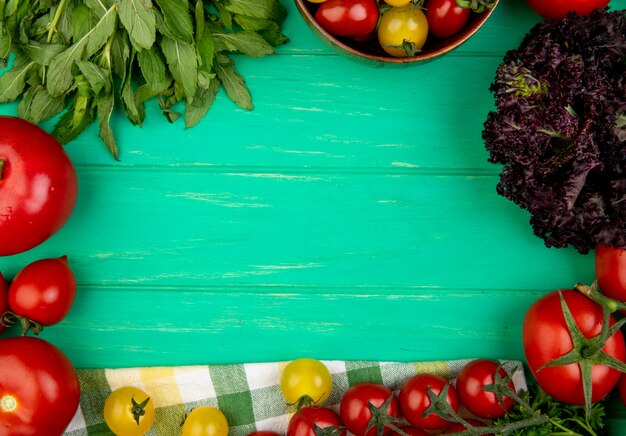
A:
[{"xmin": 64, "ymin": 360, "xmax": 527, "ymax": 436}]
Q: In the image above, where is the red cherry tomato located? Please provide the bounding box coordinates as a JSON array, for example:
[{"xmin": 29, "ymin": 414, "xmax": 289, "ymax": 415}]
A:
[
  {"xmin": 315, "ymin": 0, "xmax": 379, "ymax": 37},
  {"xmin": 287, "ymin": 406, "xmax": 345, "ymax": 436},
  {"xmin": 391, "ymin": 426, "xmax": 429, "ymax": 436},
  {"xmin": 0, "ymin": 336, "xmax": 80, "ymax": 434},
  {"xmin": 525, "ymin": 0, "xmax": 609, "ymax": 19},
  {"xmin": 0, "ymin": 117, "xmax": 78, "ymax": 256},
  {"xmin": 523, "ymin": 289, "xmax": 626, "ymax": 404},
  {"xmin": 8, "ymin": 256, "xmax": 76, "ymax": 327},
  {"xmin": 0, "ymin": 273, "xmax": 7, "ymax": 335},
  {"xmin": 456, "ymin": 359, "xmax": 515, "ymax": 419},
  {"xmin": 595, "ymin": 244, "xmax": 626, "ymax": 312},
  {"xmin": 399, "ymin": 374, "xmax": 459, "ymax": 430},
  {"xmin": 425, "ymin": 0, "xmax": 471, "ymax": 38},
  {"xmin": 339, "ymin": 382, "xmax": 400, "ymax": 436},
  {"xmin": 443, "ymin": 419, "xmax": 488, "ymax": 434}
]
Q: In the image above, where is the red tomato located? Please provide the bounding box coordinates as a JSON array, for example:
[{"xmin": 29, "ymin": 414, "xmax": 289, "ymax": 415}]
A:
[
  {"xmin": 595, "ymin": 244, "xmax": 626, "ymax": 312},
  {"xmin": 618, "ymin": 373, "xmax": 626, "ymax": 407},
  {"xmin": 443, "ymin": 419, "xmax": 488, "ymax": 434},
  {"xmin": 287, "ymin": 407, "xmax": 345, "ymax": 436},
  {"xmin": 315, "ymin": 0, "xmax": 379, "ymax": 37},
  {"xmin": 525, "ymin": 0, "xmax": 609, "ymax": 19},
  {"xmin": 0, "ymin": 116, "xmax": 78, "ymax": 257},
  {"xmin": 425, "ymin": 0, "xmax": 471, "ymax": 38},
  {"xmin": 0, "ymin": 336, "xmax": 80, "ymax": 434},
  {"xmin": 339, "ymin": 382, "xmax": 400, "ymax": 436},
  {"xmin": 0, "ymin": 273, "xmax": 7, "ymax": 335},
  {"xmin": 523, "ymin": 289, "xmax": 626, "ymax": 404},
  {"xmin": 398, "ymin": 374, "xmax": 459, "ymax": 430},
  {"xmin": 456, "ymin": 359, "xmax": 515, "ymax": 418},
  {"xmin": 390, "ymin": 426, "xmax": 429, "ymax": 436},
  {"xmin": 8, "ymin": 256, "xmax": 76, "ymax": 327}
]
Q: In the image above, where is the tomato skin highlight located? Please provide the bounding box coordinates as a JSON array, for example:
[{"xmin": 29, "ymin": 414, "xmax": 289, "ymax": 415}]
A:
[
  {"xmin": 287, "ymin": 407, "xmax": 345, "ymax": 436},
  {"xmin": 340, "ymin": 382, "xmax": 400, "ymax": 436},
  {"xmin": 315, "ymin": 0, "xmax": 379, "ymax": 37},
  {"xmin": 105, "ymin": 386, "xmax": 156, "ymax": 436},
  {"xmin": 182, "ymin": 406, "xmax": 229, "ymax": 436},
  {"xmin": 0, "ymin": 273, "xmax": 7, "ymax": 335},
  {"xmin": 595, "ymin": 244, "xmax": 626, "ymax": 312},
  {"xmin": 525, "ymin": 0, "xmax": 609, "ymax": 19},
  {"xmin": 0, "ymin": 336, "xmax": 80, "ymax": 435},
  {"xmin": 523, "ymin": 289, "xmax": 626, "ymax": 404},
  {"xmin": 425, "ymin": 0, "xmax": 470, "ymax": 38},
  {"xmin": 456, "ymin": 359, "xmax": 514, "ymax": 419},
  {"xmin": 398, "ymin": 374, "xmax": 459, "ymax": 430},
  {"xmin": 8, "ymin": 256, "xmax": 76, "ymax": 326},
  {"xmin": 0, "ymin": 116, "xmax": 78, "ymax": 257}
]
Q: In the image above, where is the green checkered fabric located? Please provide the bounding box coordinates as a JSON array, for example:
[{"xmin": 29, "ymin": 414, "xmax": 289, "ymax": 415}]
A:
[{"xmin": 64, "ymin": 360, "xmax": 527, "ymax": 435}]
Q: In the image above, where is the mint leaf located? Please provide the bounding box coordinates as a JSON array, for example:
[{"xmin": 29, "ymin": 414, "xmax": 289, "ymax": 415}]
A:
[
  {"xmin": 22, "ymin": 42, "xmax": 67, "ymax": 66},
  {"xmin": 196, "ymin": 26, "xmax": 215, "ymax": 73},
  {"xmin": 154, "ymin": 0, "xmax": 193, "ymax": 44},
  {"xmin": 216, "ymin": 56, "xmax": 252, "ymax": 110},
  {"xmin": 118, "ymin": 0, "xmax": 156, "ymax": 50},
  {"xmin": 17, "ymin": 85, "xmax": 65, "ymax": 124},
  {"xmin": 72, "ymin": 3, "xmax": 95, "ymax": 43},
  {"xmin": 0, "ymin": 60, "xmax": 35, "ymax": 102},
  {"xmin": 52, "ymin": 94, "xmax": 95, "ymax": 144},
  {"xmin": 121, "ymin": 50, "xmax": 145, "ymax": 126},
  {"xmin": 76, "ymin": 59, "xmax": 110, "ymax": 95},
  {"xmin": 222, "ymin": 0, "xmax": 287, "ymax": 21},
  {"xmin": 97, "ymin": 92, "xmax": 119, "ymax": 159},
  {"xmin": 161, "ymin": 36, "xmax": 197, "ymax": 99},
  {"xmin": 47, "ymin": 4, "xmax": 117, "ymax": 96},
  {"xmin": 84, "ymin": 0, "xmax": 114, "ymax": 18},
  {"xmin": 185, "ymin": 71, "xmax": 219, "ymax": 128},
  {"xmin": 110, "ymin": 30, "xmax": 130, "ymax": 79},
  {"xmin": 214, "ymin": 31, "xmax": 273, "ymax": 57},
  {"xmin": 0, "ymin": 22, "xmax": 10, "ymax": 68},
  {"xmin": 137, "ymin": 47, "xmax": 168, "ymax": 89}
]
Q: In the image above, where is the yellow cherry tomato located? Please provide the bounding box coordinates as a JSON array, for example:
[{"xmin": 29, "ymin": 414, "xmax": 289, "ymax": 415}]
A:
[
  {"xmin": 378, "ymin": 7, "xmax": 429, "ymax": 57},
  {"xmin": 182, "ymin": 406, "xmax": 229, "ymax": 436},
  {"xmin": 104, "ymin": 387, "xmax": 155, "ymax": 436},
  {"xmin": 280, "ymin": 358, "xmax": 333, "ymax": 406},
  {"xmin": 383, "ymin": 0, "xmax": 412, "ymax": 7}
]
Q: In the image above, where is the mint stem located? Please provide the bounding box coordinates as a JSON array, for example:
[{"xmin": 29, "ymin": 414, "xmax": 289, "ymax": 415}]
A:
[{"xmin": 47, "ymin": 0, "xmax": 70, "ymax": 44}]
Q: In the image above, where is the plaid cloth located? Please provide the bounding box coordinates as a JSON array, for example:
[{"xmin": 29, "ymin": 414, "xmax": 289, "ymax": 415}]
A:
[{"xmin": 65, "ymin": 360, "xmax": 527, "ymax": 435}]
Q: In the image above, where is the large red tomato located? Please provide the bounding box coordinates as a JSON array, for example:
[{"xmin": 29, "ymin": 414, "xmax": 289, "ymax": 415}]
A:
[
  {"xmin": 8, "ymin": 256, "xmax": 76, "ymax": 329},
  {"xmin": 525, "ymin": 0, "xmax": 609, "ymax": 19},
  {"xmin": 0, "ymin": 336, "xmax": 80, "ymax": 434},
  {"xmin": 0, "ymin": 273, "xmax": 7, "ymax": 335},
  {"xmin": 523, "ymin": 290, "xmax": 626, "ymax": 404},
  {"xmin": 0, "ymin": 116, "xmax": 78, "ymax": 256}
]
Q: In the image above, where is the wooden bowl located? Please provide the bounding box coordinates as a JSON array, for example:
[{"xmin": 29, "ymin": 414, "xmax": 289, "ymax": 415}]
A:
[{"xmin": 295, "ymin": 0, "xmax": 500, "ymax": 64}]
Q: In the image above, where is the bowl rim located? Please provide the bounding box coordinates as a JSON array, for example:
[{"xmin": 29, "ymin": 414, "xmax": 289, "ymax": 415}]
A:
[{"xmin": 294, "ymin": 0, "xmax": 501, "ymax": 64}]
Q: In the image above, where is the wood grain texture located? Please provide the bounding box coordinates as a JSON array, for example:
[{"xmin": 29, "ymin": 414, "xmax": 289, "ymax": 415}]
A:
[{"xmin": 1, "ymin": 0, "xmax": 625, "ymax": 430}]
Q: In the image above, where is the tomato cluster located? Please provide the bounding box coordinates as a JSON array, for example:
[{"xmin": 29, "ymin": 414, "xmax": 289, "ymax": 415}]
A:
[{"xmin": 309, "ymin": 0, "xmax": 483, "ymax": 58}]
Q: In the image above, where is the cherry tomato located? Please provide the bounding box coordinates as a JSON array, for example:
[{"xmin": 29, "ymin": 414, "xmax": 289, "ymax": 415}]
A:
[
  {"xmin": 391, "ymin": 426, "xmax": 429, "ymax": 436},
  {"xmin": 523, "ymin": 289, "xmax": 626, "ymax": 404},
  {"xmin": 0, "ymin": 116, "xmax": 78, "ymax": 256},
  {"xmin": 315, "ymin": 0, "xmax": 379, "ymax": 37},
  {"xmin": 0, "ymin": 336, "xmax": 80, "ymax": 434},
  {"xmin": 595, "ymin": 244, "xmax": 626, "ymax": 312},
  {"xmin": 340, "ymin": 382, "xmax": 400, "ymax": 436},
  {"xmin": 281, "ymin": 358, "xmax": 333, "ymax": 406},
  {"xmin": 618, "ymin": 373, "xmax": 626, "ymax": 407},
  {"xmin": 104, "ymin": 386, "xmax": 155, "ymax": 436},
  {"xmin": 8, "ymin": 256, "xmax": 76, "ymax": 329},
  {"xmin": 443, "ymin": 419, "xmax": 488, "ymax": 434},
  {"xmin": 378, "ymin": 7, "xmax": 429, "ymax": 57},
  {"xmin": 456, "ymin": 359, "xmax": 515, "ymax": 418},
  {"xmin": 398, "ymin": 374, "xmax": 459, "ymax": 430},
  {"xmin": 525, "ymin": 0, "xmax": 609, "ymax": 19},
  {"xmin": 287, "ymin": 406, "xmax": 345, "ymax": 436},
  {"xmin": 0, "ymin": 273, "xmax": 7, "ymax": 335},
  {"xmin": 182, "ymin": 406, "xmax": 229, "ymax": 436},
  {"xmin": 425, "ymin": 0, "xmax": 470, "ymax": 38}
]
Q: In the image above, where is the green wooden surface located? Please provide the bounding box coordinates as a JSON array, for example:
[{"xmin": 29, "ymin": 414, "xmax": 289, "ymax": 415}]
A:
[{"xmin": 2, "ymin": 0, "xmax": 626, "ymax": 432}]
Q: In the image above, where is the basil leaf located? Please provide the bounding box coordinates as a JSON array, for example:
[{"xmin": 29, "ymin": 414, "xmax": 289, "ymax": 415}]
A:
[
  {"xmin": 185, "ymin": 72, "xmax": 219, "ymax": 128},
  {"xmin": 161, "ymin": 36, "xmax": 197, "ymax": 99},
  {"xmin": 17, "ymin": 85, "xmax": 65, "ymax": 124},
  {"xmin": 216, "ymin": 56, "xmax": 251, "ymax": 110},
  {"xmin": 47, "ymin": 4, "xmax": 116, "ymax": 96},
  {"xmin": 76, "ymin": 59, "xmax": 110, "ymax": 95},
  {"xmin": 213, "ymin": 31, "xmax": 273, "ymax": 58},
  {"xmin": 118, "ymin": 0, "xmax": 156, "ymax": 50},
  {"xmin": 21, "ymin": 42, "xmax": 67, "ymax": 66},
  {"xmin": 0, "ymin": 60, "xmax": 35, "ymax": 102},
  {"xmin": 0, "ymin": 22, "xmax": 10, "ymax": 68},
  {"xmin": 97, "ymin": 92, "xmax": 119, "ymax": 159},
  {"xmin": 153, "ymin": 0, "xmax": 193, "ymax": 44}
]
